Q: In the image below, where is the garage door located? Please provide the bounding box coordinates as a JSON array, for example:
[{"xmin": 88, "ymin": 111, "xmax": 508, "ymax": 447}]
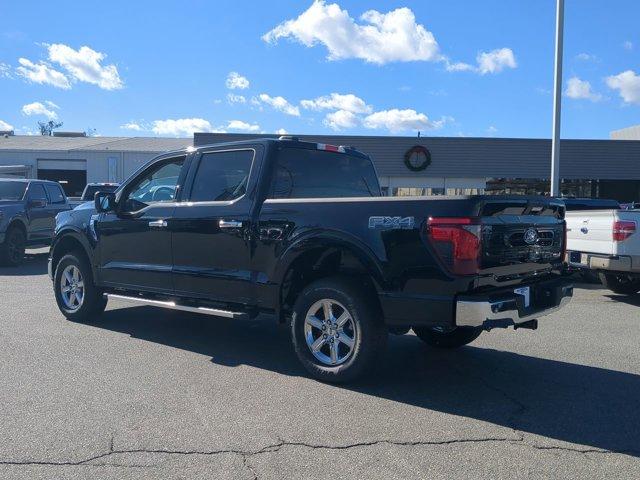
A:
[{"xmin": 37, "ymin": 159, "xmax": 87, "ymax": 197}]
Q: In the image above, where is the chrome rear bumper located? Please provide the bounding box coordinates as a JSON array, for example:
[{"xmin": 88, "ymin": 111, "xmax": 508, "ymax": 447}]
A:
[{"xmin": 456, "ymin": 279, "xmax": 573, "ymax": 330}]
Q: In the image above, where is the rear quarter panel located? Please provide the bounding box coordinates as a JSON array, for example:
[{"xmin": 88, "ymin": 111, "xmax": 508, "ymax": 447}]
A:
[{"xmin": 254, "ymin": 196, "xmax": 484, "ymax": 307}]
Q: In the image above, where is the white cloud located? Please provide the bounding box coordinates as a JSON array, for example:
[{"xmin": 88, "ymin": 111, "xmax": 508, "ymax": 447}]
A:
[
  {"xmin": 16, "ymin": 58, "xmax": 71, "ymax": 89},
  {"xmin": 565, "ymin": 77, "xmax": 602, "ymax": 102},
  {"xmin": 47, "ymin": 43, "xmax": 123, "ymax": 90},
  {"xmin": 152, "ymin": 118, "xmax": 214, "ymax": 136},
  {"xmin": 226, "ymin": 72, "xmax": 250, "ymax": 90},
  {"xmin": 476, "ymin": 48, "xmax": 517, "ymax": 75},
  {"xmin": 301, "ymin": 93, "xmax": 372, "ymax": 114},
  {"xmin": 487, "ymin": 125, "xmax": 498, "ymax": 135},
  {"xmin": 120, "ymin": 122, "xmax": 143, "ymax": 131},
  {"xmin": 226, "ymin": 120, "xmax": 260, "ymax": 132},
  {"xmin": 275, "ymin": 128, "xmax": 288, "ymax": 135},
  {"xmin": 363, "ymin": 108, "xmax": 446, "ymax": 133},
  {"xmin": 624, "ymin": 41, "xmax": 633, "ymax": 51},
  {"xmin": 258, "ymin": 93, "xmax": 300, "ymax": 116},
  {"xmin": 0, "ymin": 62, "xmax": 12, "ymax": 78},
  {"xmin": 21, "ymin": 101, "xmax": 59, "ymax": 119},
  {"xmin": 263, "ymin": 0, "xmax": 440, "ymax": 65},
  {"xmin": 227, "ymin": 93, "xmax": 247, "ymax": 104},
  {"xmin": 16, "ymin": 44, "xmax": 123, "ymax": 90},
  {"xmin": 444, "ymin": 61, "xmax": 475, "ymax": 72},
  {"xmin": 444, "ymin": 48, "xmax": 516, "ymax": 75},
  {"xmin": 606, "ymin": 70, "xmax": 640, "ymax": 105},
  {"xmin": 324, "ymin": 110, "xmax": 359, "ymax": 130},
  {"xmin": 0, "ymin": 120, "xmax": 14, "ymax": 131},
  {"xmin": 576, "ymin": 52, "xmax": 597, "ymax": 61}
]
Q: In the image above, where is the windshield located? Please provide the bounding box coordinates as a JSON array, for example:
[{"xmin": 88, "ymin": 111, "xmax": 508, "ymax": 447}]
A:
[{"xmin": 0, "ymin": 182, "xmax": 27, "ymax": 201}]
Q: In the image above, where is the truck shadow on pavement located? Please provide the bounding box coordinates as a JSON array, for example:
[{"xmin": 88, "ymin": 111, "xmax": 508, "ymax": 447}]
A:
[
  {"xmin": 605, "ymin": 294, "xmax": 640, "ymax": 307},
  {"xmin": 93, "ymin": 305, "xmax": 639, "ymax": 457},
  {"xmin": 0, "ymin": 251, "xmax": 49, "ymax": 276}
]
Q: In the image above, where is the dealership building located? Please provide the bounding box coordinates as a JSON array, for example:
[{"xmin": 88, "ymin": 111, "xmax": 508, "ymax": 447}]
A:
[{"xmin": 1, "ymin": 130, "xmax": 640, "ymax": 202}]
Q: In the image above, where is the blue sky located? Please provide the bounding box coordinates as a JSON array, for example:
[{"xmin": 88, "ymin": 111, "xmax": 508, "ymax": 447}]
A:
[{"xmin": 0, "ymin": 0, "xmax": 638, "ymax": 139}]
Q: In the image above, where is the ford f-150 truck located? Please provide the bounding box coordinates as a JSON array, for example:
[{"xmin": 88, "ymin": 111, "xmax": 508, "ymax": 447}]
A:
[
  {"xmin": 566, "ymin": 203, "xmax": 640, "ymax": 295},
  {"xmin": 49, "ymin": 137, "xmax": 573, "ymax": 382},
  {"xmin": 0, "ymin": 178, "xmax": 71, "ymax": 266}
]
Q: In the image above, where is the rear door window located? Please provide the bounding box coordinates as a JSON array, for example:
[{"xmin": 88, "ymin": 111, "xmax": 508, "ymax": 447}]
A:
[
  {"xmin": 44, "ymin": 184, "xmax": 66, "ymax": 204},
  {"xmin": 269, "ymin": 148, "xmax": 380, "ymax": 199},
  {"xmin": 28, "ymin": 183, "xmax": 48, "ymax": 202},
  {"xmin": 189, "ymin": 150, "xmax": 254, "ymax": 202}
]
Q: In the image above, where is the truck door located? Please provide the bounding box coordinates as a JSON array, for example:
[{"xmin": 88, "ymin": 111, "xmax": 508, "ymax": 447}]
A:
[
  {"xmin": 95, "ymin": 154, "xmax": 187, "ymax": 292},
  {"xmin": 25, "ymin": 183, "xmax": 50, "ymax": 243},
  {"xmin": 171, "ymin": 146, "xmax": 262, "ymax": 305},
  {"xmin": 43, "ymin": 183, "xmax": 70, "ymax": 240}
]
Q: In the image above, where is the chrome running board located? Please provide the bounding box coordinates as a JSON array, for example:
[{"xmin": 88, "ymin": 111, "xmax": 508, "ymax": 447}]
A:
[{"xmin": 105, "ymin": 293, "xmax": 248, "ymax": 319}]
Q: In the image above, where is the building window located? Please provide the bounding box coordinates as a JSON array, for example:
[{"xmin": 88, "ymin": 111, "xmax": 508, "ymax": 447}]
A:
[{"xmin": 392, "ymin": 187, "xmax": 446, "ymax": 196}]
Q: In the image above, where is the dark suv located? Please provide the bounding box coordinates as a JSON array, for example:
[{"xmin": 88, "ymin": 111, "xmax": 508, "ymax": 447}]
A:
[{"xmin": 0, "ymin": 179, "xmax": 71, "ymax": 266}]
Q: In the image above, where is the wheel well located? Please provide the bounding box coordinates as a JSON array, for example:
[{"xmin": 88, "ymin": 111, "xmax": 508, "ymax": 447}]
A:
[
  {"xmin": 51, "ymin": 235, "xmax": 89, "ymax": 274},
  {"xmin": 279, "ymin": 247, "xmax": 381, "ymax": 323},
  {"xmin": 6, "ymin": 220, "xmax": 27, "ymax": 237}
]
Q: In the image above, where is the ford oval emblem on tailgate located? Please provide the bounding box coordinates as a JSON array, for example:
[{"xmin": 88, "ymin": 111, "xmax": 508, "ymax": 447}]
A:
[{"xmin": 523, "ymin": 228, "xmax": 539, "ymax": 245}]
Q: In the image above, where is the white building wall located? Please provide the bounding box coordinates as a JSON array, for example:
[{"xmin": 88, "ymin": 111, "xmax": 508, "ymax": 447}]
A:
[{"xmin": 0, "ymin": 149, "xmax": 163, "ymax": 184}]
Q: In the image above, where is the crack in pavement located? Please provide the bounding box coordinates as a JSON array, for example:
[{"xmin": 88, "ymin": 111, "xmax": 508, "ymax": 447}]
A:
[{"xmin": 1, "ymin": 434, "xmax": 636, "ymax": 470}]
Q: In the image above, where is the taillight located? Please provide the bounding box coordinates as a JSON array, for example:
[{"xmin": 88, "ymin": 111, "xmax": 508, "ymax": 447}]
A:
[
  {"xmin": 426, "ymin": 217, "xmax": 481, "ymax": 275},
  {"xmin": 613, "ymin": 220, "xmax": 636, "ymax": 241}
]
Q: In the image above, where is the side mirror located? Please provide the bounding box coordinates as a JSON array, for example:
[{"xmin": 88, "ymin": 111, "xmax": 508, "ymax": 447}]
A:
[
  {"xmin": 28, "ymin": 199, "xmax": 47, "ymax": 209},
  {"xmin": 95, "ymin": 191, "xmax": 117, "ymax": 213}
]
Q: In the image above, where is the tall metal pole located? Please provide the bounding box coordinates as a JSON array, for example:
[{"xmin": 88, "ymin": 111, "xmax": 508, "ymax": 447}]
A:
[{"xmin": 550, "ymin": 0, "xmax": 565, "ymax": 197}]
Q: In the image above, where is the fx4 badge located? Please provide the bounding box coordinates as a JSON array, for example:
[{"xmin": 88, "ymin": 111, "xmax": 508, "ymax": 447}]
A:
[{"xmin": 368, "ymin": 216, "xmax": 415, "ymax": 230}]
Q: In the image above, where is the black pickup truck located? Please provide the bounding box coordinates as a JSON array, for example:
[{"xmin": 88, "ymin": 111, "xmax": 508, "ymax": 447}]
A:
[
  {"xmin": 49, "ymin": 137, "xmax": 573, "ymax": 382},
  {"xmin": 0, "ymin": 179, "xmax": 71, "ymax": 266}
]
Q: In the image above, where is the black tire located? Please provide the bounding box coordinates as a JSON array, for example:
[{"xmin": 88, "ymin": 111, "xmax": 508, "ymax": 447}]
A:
[
  {"xmin": 413, "ymin": 326, "xmax": 482, "ymax": 349},
  {"xmin": 53, "ymin": 252, "xmax": 107, "ymax": 322},
  {"xmin": 599, "ymin": 273, "xmax": 640, "ymax": 295},
  {"xmin": 0, "ymin": 227, "xmax": 26, "ymax": 267},
  {"xmin": 291, "ymin": 277, "xmax": 387, "ymax": 383}
]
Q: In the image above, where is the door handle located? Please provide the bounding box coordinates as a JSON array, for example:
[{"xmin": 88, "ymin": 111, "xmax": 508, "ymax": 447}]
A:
[
  {"xmin": 219, "ymin": 219, "xmax": 243, "ymax": 229},
  {"xmin": 149, "ymin": 219, "xmax": 168, "ymax": 228}
]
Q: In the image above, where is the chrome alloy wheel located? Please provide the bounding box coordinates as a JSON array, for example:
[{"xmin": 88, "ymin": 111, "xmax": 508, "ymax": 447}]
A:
[
  {"xmin": 60, "ymin": 265, "xmax": 85, "ymax": 311},
  {"xmin": 304, "ymin": 299, "xmax": 357, "ymax": 366}
]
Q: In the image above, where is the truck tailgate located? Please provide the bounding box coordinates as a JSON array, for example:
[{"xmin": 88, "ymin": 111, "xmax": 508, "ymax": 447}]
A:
[
  {"xmin": 566, "ymin": 210, "xmax": 616, "ymax": 255},
  {"xmin": 476, "ymin": 198, "xmax": 566, "ymax": 280}
]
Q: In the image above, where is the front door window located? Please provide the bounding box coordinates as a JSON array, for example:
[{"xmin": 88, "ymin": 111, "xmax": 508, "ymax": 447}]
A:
[{"xmin": 121, "ymin": 156, "xmax": 185, "ymax": 212}]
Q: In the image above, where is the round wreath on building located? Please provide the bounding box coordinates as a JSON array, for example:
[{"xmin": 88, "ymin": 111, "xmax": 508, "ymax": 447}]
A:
[{"xmin": 404, "ymin": 145, "xmax": 431, "ymax": 172}]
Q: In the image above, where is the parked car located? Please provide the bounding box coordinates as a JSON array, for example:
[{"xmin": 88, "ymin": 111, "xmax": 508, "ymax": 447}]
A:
[
  {"xmin": 49, "ymin": 138, "xmax": 573, "ymax": 382},
  {"xmin": 68, "ymin": 183, "xmax": 120, "ymax": 208},
  {"xmin": 566, "ymin": 202, "xmax": 640, "ymax": 294},
  {"xmin": 0, "ymin": 179, "xmax": 71, "ymax": 266}
]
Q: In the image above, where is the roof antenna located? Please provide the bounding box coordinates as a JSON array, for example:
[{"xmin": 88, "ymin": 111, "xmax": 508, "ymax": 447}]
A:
[{"xmin": 417, "ymin": 131, "xmax": 421, "ymax": 138}]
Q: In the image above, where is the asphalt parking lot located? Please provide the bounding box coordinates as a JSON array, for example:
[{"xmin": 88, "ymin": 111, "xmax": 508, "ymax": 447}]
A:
[{"xmin": 1, "ymin": 250, "xmax": 639, "ymax": 479}]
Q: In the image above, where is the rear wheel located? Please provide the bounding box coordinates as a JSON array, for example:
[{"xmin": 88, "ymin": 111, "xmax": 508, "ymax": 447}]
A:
[
  {"xmin": 291, "ymin": 278, "xmax": 387, "ymax": 383},
  {"xmin": 0, "ymin": 227, "xmax": 26, "ymax": 267},
  {"xmin": 413, "ymin": 326, "xmax": 482, "ymax": 349},
  {"xmin": 599, "ymin": 273, "xmax": 640, "ymax": 295},
  {"xmin": 54, "ymin": 252, "xmax": 107, "ymax": 322}
]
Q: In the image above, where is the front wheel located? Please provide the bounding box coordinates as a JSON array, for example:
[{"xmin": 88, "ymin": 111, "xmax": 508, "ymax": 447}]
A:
[
  {"xmin": 413, "ymin": 326, "xmax": 482, "ymax": 349},
  {"xmin": 54, "ymin": 252, "xmax": 107, "ymax": 322},
  {"xmin": 0, "ymin": 227, "xmax": 26, "ymax": 267},
  {"xmin": 599, "ymin": 273, "xmax": 640, "ymax": 295},
  {"xmin": 291, "ymin": 278, "xmax": 387, "ymax": 383}
]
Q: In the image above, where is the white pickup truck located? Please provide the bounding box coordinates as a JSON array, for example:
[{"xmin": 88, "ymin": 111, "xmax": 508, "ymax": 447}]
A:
[{"xmin": 565, "ymin": 199, "xmax": 640, "ymax": 295}]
